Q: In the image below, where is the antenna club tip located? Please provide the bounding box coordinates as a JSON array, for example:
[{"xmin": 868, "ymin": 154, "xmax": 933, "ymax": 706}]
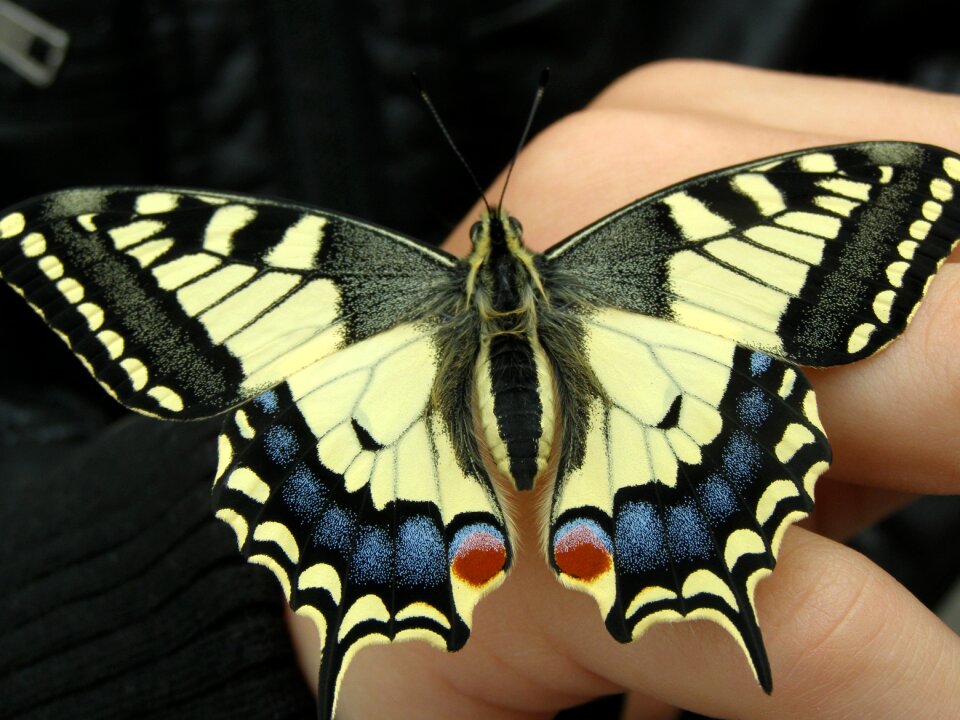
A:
[
  {"xmin": 410, "ymin": 71, "xmax": 425, "ymax": 93},
  {"xmin": 538, "ymin": 67, "xmax": 551, "ymax": 87}
]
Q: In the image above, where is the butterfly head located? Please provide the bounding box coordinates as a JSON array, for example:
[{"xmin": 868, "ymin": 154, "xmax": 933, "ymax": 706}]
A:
[{"xmin": 469, "ymin": 208, "xmax": 524, "ymax": 255}]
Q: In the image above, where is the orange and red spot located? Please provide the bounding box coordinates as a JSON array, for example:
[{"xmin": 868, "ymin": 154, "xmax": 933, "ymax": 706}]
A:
[
  {"xmin": 553, "ymin": 519, "xmax": 613, "ymax": 582},
  {"xmin": 450, "ymin": 523, "xmax": 507, "ymax": 587}
]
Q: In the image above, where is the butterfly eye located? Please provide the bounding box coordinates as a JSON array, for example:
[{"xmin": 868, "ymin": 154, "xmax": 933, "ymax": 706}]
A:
[
  {"xmin": 470, "ymin": 221, "xmax": 483, "ymax": 243},
  {"xmin": 509, "ymin": 217, "xmax": 523, "ymax": 235}
]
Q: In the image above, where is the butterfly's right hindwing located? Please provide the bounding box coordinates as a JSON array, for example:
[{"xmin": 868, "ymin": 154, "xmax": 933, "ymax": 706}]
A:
[
  {"xmin": 0, "ymin": 188, "xmax": 461, "ymax": 419},
  {"xmin": 212, "ymin": 321, "xmax": 511, "ymax": 717}
]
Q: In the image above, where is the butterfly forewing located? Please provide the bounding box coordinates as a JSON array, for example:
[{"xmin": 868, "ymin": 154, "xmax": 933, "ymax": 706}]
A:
[
  {"xmin": 546, "ymin": 142, "xmax": 960, "ymax": 365},
  {"xmin": 0, "ymin": 188, "xmax": 460, "ymax": 418}
]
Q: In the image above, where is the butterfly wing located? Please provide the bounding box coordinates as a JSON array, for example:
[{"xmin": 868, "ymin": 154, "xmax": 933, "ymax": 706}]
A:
[
  {"xmin": 214, "ymin": 320, "xmax": 510, "ymax": 717},
  {"xmin": 546, "ymin": 142, "xmax": 960, "ymax": 365},
  {"xmin": 0, "ymin": 188, "xmax": 460, "ymax": 418},
  {"xmin": 539, "ymin": 142, "xmax": 960, "ymax": 689}
]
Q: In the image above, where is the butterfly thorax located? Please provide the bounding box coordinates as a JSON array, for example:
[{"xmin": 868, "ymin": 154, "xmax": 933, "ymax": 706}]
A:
[{"xmin": 467, "ymin": 209, "xmax": 555, "ymax": 492}]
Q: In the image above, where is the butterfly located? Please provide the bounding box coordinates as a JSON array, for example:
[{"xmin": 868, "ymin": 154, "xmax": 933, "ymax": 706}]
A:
[{"xmin": 1, "ymin": 141, "xmax": 958, "ymax": 718}]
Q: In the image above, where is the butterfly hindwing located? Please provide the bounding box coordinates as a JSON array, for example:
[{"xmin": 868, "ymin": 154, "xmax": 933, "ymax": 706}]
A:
[
  {"xmin": 544, "ymin": 310, "xmax": 830, "ymax": 690},
  {"xmin": 212, "ymin": 321, "xmax": 511, "ymax": 717},
  {"xmin": 545, "ymin": 142, "xmax": 960, "ymax": 365},
  {"xmin": 0, "ymin": 188, "xmax": 460, "ymax": 418}
]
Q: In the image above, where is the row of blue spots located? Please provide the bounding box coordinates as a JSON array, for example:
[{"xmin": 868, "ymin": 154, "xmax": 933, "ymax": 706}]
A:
[
  {"xmin": 722, "ymin": 430, "xmax": 762, "ymax": 489},
  {"xmin": 277, "ymin": 463, "xmax": 447, "ymax": 589},
  {"xmin": 737, "ymin": 387, "xmax": 772, "ymax": 430},
  {"xmin": 699, "ymin": 474, "xmax": 738, "ymax": 524},
  {"xmin": 615, "ymin": 499, "xmax": 712, "ymax": 572}
]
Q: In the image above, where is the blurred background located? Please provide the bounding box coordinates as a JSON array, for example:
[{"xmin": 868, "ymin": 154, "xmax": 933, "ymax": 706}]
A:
[{"xmin": 1, "ymin": 1, "xmax": 958, "ymax": 718}]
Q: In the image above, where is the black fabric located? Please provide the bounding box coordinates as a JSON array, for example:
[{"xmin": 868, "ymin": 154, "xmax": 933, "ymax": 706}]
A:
[{"xmin": 1, "ymin": 2, "xmax": 959, "ymax": 719}]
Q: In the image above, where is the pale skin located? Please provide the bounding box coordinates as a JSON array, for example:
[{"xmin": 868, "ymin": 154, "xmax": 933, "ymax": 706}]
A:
[{"xmin": 286, "ymin": 60, "xmax": 960, "ymax": 719}]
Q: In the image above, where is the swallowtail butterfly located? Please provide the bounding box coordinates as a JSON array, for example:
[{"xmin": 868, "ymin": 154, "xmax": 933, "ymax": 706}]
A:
[{"xmin": 1, "ymin": 140, "xmax": 957, "ymax": 717}]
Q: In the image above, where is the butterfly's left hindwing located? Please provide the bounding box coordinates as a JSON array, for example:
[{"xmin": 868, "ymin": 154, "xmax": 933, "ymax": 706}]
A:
[
  {"xmin": 212, "ymin": 322, "xmax": 511, "ymax": 717},
  {"xmin": 0, "ymin": 188, "xmax": 460, "ymax": 418},
  {"xmin": 543, "ymin": 310, "xmax": 830, "ymax": 690}
]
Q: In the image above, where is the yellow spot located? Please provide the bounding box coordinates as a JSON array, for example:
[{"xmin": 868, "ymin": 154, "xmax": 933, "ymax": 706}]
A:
[
  {"xmin": 203, "ymin": 204, "xmax": 257, "ymax": 255},
  {"xmin": 338, "ymin": 595, "xmax": 390, "ymax": 641},
  {"xmin": 127, "ymin": 238, "xmax": 174, "ymax": 267},
  {"xmin": 147, "ymin": 385, "xmax": 184, "ymax": 412},
  {"xmin": 197, "ymin": 194, "xmax": 229, "ymax": 205},
  {"xmin": 731, "ymin": 173, "xmax": 785, "ymax": 215},
  {"xmin": 775, "ymin": 423, "xmax": 815, "ymax": 463},
  {"xmin": 922, "ymin": 200, "xmax": 942, "ymax": 222},
  {"xmin": 153, "ymin": 253, "xmax": 221, "ymax": 290},
  {"xmin": 847, "ymin": 322, "xmax": 876, "ymax": 354},
  {"xmin": 395, "ymin": 602, "xmax": 451, "ymax": 629},
  {"xmin": 662, "ymin": 191, "xmax": 733, "ymax": 240},
  {"xmin": 294, "ymin": 605, "xmax": 328, "ymax": 649},
  {"xmin": 778, "ymin": 368, "xmax": 796, "ymax": 398},
  {"xmin": 909, "ymin": 219, "xmax": 930, "ymax": 240},
  {"xmin": 215, "ymin": 507, "xmax": 248, "ymax": 547},
  {"xmin": 226, "ymin": 466, "xmax": 270, "ymax": 503},
  {"xmin": 624, "ymin": 586, "xmax": 678, "ymax": 618},
  {"xmin": 299, "ymin": 563, "xmax": 343, "ymax": 604},
  {"xmin": 0, "ymin": 212, "xmax": 25, "ymax": 238},
  {"xmin": 723, "ymin": 529, "xmax": 765, "ymax": 569},
  {"xmin": 264, "ymin": 215, "xmax": 327, "ymax": 269},
  {"xmin": 886, "ymin": 261, "xmax": 909, "ymax": 288},
  {"xmin": 110, "ymin": 220, "xmax": 165, "ymax": 249},
  {"xmin": 77, "ymin": 214, "xmax": 97, "ymax": 231},
  {"xmin": 682, "ymin": 569, "xmax": 738, "ymax": 610},
  {"xmin": 813, "ymin": 195, "xmax": 858, "ymax": 217},
  {"xmin": 743, "ymin": 226, "xmax": 824, "ymax": 264},
  {"xmin": 878, "ymin": 166, "xmax": 894, "ymax": 184},
  {"xmin": 803, "ymin": 460, "xmax": 830, "ymax": 498},
  {"xmin": 944, "ymin": 157, "xmax": 960, "ymax": 181},
  {"xmin": 706, "ymin": 237, "xmax": 809, "ymax": 294},
  {"xmin": 253, "ymin": 521, "xmax": 300, "ymax": 563},
  {"xmin": 97, "ymin": 329, "xmax": 124, "ymax": 359},
  {"xmin": 56, "ymin": 277, "xmax": 84, "ymax": 303},
  {"xmin": 776, "ymin": 211, "xmax": 842, "ymax": 239},
  {"xmin": 235, "ymin": 409, "xmax": 255, "ymax": 439},
  {"xmin": 39, "ymin": 255, "xmax": 64, "ymax": 280},
  {"xmin": 20, "ymin": 232, "xmax": 46, "ymax": 256},
  {"xmin": 755, "ymin": 479, "xmax": 800, "ymax": 525},
  {"xmin": 930, "ymin": 178, "xmax": 953, "ymax": 202},
  {"xmin": 135, "ymin": 192, "xmax": 180, "ymax": 214},
  {"xmin": 872, "ymin": 290, "xmax": 895, "ymax": 324},
  {"xmin": 797, "ymin": 152, "xmax": 836, "ymax": 173},
  {"xmin": 215, "ymin": 434, "xmax": 233, "ymax": 482},
  {"xmin": 120, "ymin": 357, "xmax": 149, "ymax": 390},
  {"xmin": 176, "ymin": 264, "xmax": 257, "ymax": 315},
  {"xmin": 77, "ymin": 302, "xmax": 104, "ymax": 330},
  {"xmin": 898, "ymin": 240, "xmax": 917, "ymax": 259},
  {"xmin": 249, "ymin": 554, "xmax": 291, "ymax": 599},
  {"xmin": 803, "ymin": 390, "xmax": 824, "ymax": 432},
  {"xmin": 817, "ymin": 177, "xmax": 871, "ymax": 201}
]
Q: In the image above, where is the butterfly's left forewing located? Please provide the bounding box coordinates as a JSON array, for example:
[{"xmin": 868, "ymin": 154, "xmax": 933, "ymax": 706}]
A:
[{"xmin": 0, "ymin": 188, "xmax": 460, "ymax": 418}]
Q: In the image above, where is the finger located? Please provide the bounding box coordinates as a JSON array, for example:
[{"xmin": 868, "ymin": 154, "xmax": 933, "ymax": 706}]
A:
[
  {"xmin": 566, "ymin": 528, "xmax": 960, "ymax": 720},
  {"xmin": 801, "ymin": 479, "xmax": 915, "ymax": 540},
  {"xmin": 592, "ymin": 60, "xmax": 960, "ymax": 150}
]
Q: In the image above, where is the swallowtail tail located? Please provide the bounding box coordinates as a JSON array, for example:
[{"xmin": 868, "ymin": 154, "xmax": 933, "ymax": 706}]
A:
[{"xmin": 1, "ymin": 141, "xmax": 957, "ymax": 717}]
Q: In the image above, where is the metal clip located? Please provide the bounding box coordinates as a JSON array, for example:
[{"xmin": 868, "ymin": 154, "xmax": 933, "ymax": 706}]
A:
[{"xmin": 0, "ymin": 0, "xmax": 69, "ymax": 87}]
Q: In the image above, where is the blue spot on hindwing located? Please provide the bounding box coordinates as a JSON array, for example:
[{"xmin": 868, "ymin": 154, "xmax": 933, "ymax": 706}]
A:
[
  {"xmin": 280, "ymin": 464, "xmax": 326, "ymax": 522},
  {"xmin": 737, "ymin": 387, "xmax": 772, "ymax": 430},
  {"xmin": 313, "ymin": 505, "xmax": 356, "ymax": 553},
  {"xmin": 396, "ymin": 516, "xmax": 446, "ymax": 587},
  {"xmin": 699, "ymin": 474, "xmax": 738, "ymax": 523},
  {"xmin": 264, "ymin": 425, "xmax": 299, "ymax": 465},
  {"xmin": 750, "ymin": 352, "xmax": 772, "ymax": 377},
  {"xmin": 615, "ymin": 501, "xmax": 667, "ymax": 572},
  {"xmin": 253, "ymin": 389, "xmax": 280, "ymax": 414},
  {"xmin": 722, "ymin": 430, "xmax": 762, "ymax": 488},
  {"xmin": 351, "ymin": 526, "xmax": 393, "ymax": 584},
  {"xmin": 666, "ymin": 501, "xmax": 711, "ymax": 560}
]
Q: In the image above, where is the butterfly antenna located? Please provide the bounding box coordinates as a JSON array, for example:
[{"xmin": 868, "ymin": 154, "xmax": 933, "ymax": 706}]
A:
[
  {"xmin": 497, "ymin": 67, "xmax": 550, "ymax": 211},
  {"xmin": 412, "ymin": 72, "xmax": 491, "ymax": 214}
]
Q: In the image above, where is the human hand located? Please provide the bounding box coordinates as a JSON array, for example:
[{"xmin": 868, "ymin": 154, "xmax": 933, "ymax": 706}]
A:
[{"xmin": 290, "ymin": 60, "xmax": 960, "ymax": 719}]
